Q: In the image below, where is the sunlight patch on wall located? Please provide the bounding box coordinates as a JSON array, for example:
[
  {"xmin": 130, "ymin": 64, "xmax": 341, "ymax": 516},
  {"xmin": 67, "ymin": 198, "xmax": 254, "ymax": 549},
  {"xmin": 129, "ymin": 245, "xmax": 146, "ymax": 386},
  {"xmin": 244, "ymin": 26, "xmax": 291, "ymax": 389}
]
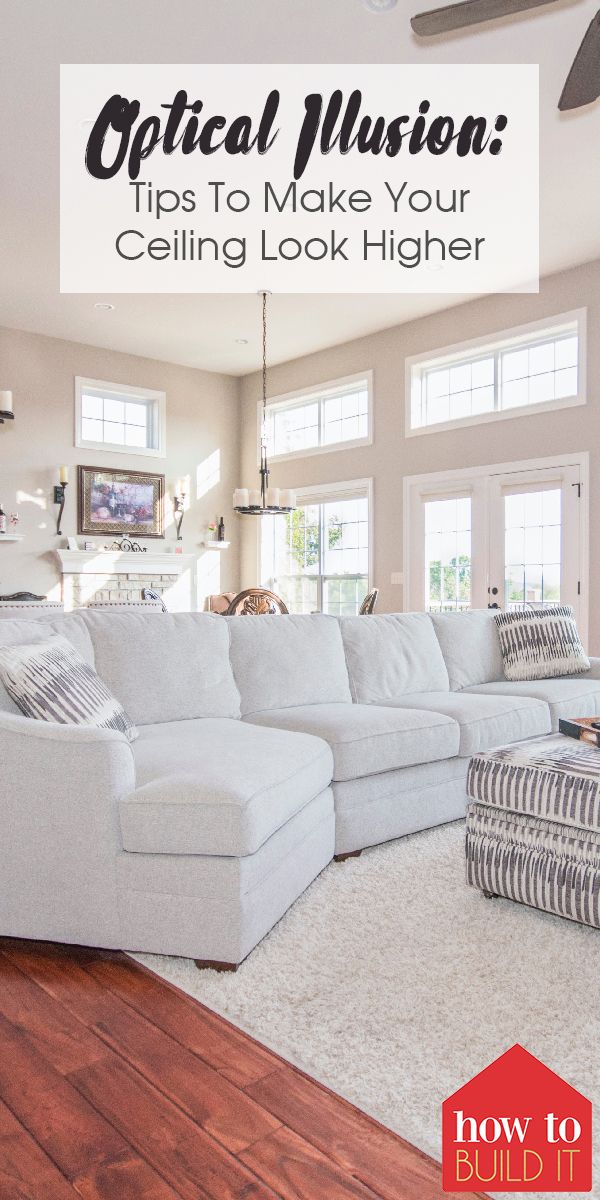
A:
[{"xmin": 197, "ymin": 450, "xmax": 221, "ymax": 500}]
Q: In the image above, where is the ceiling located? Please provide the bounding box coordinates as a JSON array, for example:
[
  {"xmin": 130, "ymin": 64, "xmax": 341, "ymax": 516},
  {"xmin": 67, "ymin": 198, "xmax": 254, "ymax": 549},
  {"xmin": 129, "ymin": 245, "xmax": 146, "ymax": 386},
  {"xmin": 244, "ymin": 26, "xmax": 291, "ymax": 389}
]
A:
[{"xmin": 1, "ymin": 0, "xmax": 599, "ymax": 375}]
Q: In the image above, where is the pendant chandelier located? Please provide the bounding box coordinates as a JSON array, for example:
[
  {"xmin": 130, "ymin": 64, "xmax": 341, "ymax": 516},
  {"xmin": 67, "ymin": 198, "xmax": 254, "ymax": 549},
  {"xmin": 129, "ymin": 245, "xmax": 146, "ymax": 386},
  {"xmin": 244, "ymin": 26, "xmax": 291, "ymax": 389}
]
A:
[{"xmin": 233, "ymin": 292, "xmax": 296, "ymax": 516}]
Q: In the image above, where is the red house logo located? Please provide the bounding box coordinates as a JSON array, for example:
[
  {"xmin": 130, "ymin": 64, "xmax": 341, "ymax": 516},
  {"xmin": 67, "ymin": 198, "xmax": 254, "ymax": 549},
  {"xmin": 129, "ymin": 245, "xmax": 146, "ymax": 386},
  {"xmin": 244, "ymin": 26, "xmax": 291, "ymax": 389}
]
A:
[{"xmin": 442, "ymin": 1045, "xmax": 592, "ymax": 1192}]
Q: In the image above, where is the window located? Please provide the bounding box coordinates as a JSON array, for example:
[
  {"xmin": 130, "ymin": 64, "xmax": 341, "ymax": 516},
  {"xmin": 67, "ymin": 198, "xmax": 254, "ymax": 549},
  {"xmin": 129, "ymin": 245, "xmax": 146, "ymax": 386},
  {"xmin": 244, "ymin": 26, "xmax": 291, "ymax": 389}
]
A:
[
  {"xmin": 261, "ymin": 480, "xmax": 371, "ymax": 615},
  {"xmin": 407, "ymin": 311, "xmax": 585, "ymax": 435},
  {"xmin": 504, "ymin": 487, "xmax": 561, "ymax": 610},
  {"xmin": 263, "ymin": 373, "xmax": 372, "ymax": 461},
  {"xmin": 75, "ymin": 377, "xmax": 166, "ymax": 457},
  {"xmin": 424, "ymin": 495, "xmax": 471, "ymax": 612}
]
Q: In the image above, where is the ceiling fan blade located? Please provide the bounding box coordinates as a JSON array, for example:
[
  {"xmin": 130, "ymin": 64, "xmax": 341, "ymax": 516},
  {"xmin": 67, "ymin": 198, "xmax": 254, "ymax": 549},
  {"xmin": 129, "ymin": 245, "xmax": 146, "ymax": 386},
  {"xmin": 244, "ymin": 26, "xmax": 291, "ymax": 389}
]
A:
[
  {"xmin": 558, "ymin": 9, "xmax": 600, "ymax": 109},
  {"xmin": 411, "ymin": 0, "xmax": 558, "ymax": 36}
]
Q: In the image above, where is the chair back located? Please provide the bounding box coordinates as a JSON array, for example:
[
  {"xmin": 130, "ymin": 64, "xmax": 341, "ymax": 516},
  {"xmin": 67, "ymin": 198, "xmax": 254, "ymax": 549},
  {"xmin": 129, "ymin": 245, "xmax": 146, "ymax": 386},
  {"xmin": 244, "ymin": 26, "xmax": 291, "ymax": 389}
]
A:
[
  {"xmin": 225, "ymin": 588, "xmax": 289, "ymax": 616},
  {"xmin": 359, "ymin": 588, "xmax": 379, "ymax": 615}
]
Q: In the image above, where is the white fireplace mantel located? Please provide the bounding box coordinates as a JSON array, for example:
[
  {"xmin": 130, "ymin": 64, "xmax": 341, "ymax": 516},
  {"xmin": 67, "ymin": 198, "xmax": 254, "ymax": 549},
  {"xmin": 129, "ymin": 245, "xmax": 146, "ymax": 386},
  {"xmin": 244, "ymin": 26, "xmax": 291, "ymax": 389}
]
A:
[{"xmin": 55, "ymin": 549, "xmax": 195, "ymax": 576}]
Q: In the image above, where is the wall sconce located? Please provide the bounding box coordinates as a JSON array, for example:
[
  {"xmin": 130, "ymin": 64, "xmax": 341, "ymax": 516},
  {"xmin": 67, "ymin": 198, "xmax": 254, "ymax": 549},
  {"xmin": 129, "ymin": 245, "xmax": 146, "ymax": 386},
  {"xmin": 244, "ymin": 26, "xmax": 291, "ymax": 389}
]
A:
[
  {"xmin": 173, "ymin": 482, "xmax": 186, "ymax": 541},
  {"xmin": 54, "ymin": 466, "xmax": 69, "ymax": 535},
  {"xmin": 0, "ymin": 391, "xmax": 14, "ymax": 426}
]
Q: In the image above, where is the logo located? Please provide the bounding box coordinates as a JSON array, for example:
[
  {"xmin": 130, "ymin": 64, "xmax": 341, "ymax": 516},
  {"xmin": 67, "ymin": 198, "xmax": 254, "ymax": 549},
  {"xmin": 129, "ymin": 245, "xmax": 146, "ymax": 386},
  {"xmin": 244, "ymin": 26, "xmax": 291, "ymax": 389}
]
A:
[{"xmin": 442, "ymin": 1045, "xmax": 592, "ymax": 1192}]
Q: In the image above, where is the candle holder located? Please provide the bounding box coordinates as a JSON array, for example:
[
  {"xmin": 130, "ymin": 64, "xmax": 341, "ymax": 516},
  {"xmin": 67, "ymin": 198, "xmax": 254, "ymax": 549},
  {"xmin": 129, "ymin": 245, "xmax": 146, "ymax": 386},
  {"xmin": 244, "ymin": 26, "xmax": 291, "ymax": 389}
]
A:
[
  {"xmin": 0, "ymin": 411, "xmax": 14, "ymax": 426},
  {"xmin": 173, "ymin": 493, "xmax": 186, "ymax": 541},
  {"xmin": 54, "ymin": 482, "xmax": 68, "ymax": 535}
]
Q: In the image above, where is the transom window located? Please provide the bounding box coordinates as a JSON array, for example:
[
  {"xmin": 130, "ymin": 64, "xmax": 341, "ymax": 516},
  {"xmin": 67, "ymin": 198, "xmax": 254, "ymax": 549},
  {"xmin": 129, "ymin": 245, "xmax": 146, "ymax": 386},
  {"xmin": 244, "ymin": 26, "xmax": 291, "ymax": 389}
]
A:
[
  {"xmin": 264, "ymin": 373, "xmax": 372, "ymax": 461},
  {"xmin": 75, "ymin": 377, "xmax": 166, "ymax": 457},
  {"xmin": 407, "ymin": 311, "xmax": 584, "ymax": 435},
  {"xmin": 261, "ymin": 481, "xmax": 371, "ymax": 615}
]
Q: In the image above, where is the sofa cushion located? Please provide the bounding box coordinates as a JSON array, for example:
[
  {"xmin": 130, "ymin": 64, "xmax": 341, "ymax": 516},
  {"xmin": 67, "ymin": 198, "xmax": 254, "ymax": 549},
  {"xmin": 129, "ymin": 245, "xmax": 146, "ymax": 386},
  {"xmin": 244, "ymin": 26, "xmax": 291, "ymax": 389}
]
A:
[
  {"xmin": 121, "ymin": 717, "xmax": 333, "ymax": 856},
  {"xmin": 227, "ymin": 613, "xmax": 351, "ymax": 716},
  {"xmin": 0, "ymin": 616, "xmax": 94, "ymax": 715},
  {"xmin": 244, "ymin": 702, "xmax": 460, "ymax": 781},
  {"xmin": 429, "ymin": 610, "xmax": 505, "ymax": 690},
  {"xmin": 464, "ymin": 677, "xmax": 600, "ymax": 732},
  {"xmin": 80, "ymin": 611, "xmax": 240, "ymax": 725},
  {"xmin": 384, "ymin": 691, "xmax": 550, "ymax": 757},
  {"xmin": 339, "ymin": 613, "xmax": 449, "ymax": 703}
]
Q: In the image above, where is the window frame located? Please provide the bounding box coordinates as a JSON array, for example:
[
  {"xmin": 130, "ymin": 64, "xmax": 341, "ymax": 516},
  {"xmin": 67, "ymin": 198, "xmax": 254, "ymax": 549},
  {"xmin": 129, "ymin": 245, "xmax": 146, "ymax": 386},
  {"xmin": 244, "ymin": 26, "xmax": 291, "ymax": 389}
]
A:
[
  {"xmin": 259, "ymin": 477, "xmax": 373, "ymax": 615},
  {"xmin": 405, "ymin": 309, "xmax": 586, "ymax": 438},
  {"xmin": 258, "ymin": 371, "xmax": 374, "ymax": 464},
  {"xmin": 75, "ymin": 376, "xmax": 167, "ymax": 458}
]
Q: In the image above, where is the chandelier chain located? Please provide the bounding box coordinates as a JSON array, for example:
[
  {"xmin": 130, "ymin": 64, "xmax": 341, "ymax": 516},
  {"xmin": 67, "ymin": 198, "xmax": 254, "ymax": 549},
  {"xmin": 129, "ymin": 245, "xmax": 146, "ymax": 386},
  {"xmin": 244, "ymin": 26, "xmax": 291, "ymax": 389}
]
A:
[{"xmin": 262, "ymin": 291, "xmax": 267, "ymax": 416}]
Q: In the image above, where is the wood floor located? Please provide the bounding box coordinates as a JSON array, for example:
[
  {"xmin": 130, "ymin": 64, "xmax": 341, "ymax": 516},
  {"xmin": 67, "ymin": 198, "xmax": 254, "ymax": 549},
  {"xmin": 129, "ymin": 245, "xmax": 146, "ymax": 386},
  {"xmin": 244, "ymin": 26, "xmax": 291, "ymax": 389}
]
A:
[{"xmin": 0, "ymin": 938, "xmax": 488, "ymax": 1200}]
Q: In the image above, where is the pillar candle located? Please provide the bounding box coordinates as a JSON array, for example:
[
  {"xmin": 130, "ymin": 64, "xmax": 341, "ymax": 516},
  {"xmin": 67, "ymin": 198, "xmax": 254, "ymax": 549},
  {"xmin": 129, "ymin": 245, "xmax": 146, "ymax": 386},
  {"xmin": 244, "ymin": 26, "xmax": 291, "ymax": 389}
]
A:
[
  {"xmin": 266, "ymin": 487, "xmax": 280, "ymax": 507},
  {"xmin": 59, "ymin": 465, "xmax": 69, "ymax": 484},
  {"xmin": 233, "ymin": 488, "xmax": 249, "ymax": 508},
  {"xmin": 0, "ymin": 391, "xmax": 13, "ymax": 414}
]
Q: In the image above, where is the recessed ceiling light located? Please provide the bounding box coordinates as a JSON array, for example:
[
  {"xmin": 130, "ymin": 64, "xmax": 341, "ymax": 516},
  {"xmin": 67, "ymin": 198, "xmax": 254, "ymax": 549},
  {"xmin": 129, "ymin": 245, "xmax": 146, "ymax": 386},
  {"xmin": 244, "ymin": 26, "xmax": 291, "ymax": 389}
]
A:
[
  {"xmin": 363, "ymin": 0, "xmax": 398, "ymax": 11},
  {"xmin": 94, "ymin": 302, "xmax": 115, "ymax": 311},
  {"xmin": 235, "ymin": 338, "xmax": 249, "ymax": 345}
]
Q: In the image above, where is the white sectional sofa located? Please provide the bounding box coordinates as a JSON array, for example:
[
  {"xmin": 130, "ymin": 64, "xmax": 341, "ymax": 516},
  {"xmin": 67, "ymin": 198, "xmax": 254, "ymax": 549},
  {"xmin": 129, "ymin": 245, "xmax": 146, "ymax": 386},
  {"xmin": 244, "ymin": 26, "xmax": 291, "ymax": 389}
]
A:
[{"xmin": 1, "ymin": 608, "xmax": 600, "ymax": 969}]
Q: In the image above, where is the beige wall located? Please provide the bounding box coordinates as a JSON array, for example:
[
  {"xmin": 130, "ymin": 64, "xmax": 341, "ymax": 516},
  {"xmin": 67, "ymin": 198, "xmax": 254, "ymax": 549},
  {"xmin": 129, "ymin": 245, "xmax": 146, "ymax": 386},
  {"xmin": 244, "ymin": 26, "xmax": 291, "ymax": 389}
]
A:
[
  {"xmin": 240, "ymin": 258, "xmax": 600, "ymax": 651},
  {"xmin": 0, "ymin": 328, "xmax": 241, "ymax": 608}
]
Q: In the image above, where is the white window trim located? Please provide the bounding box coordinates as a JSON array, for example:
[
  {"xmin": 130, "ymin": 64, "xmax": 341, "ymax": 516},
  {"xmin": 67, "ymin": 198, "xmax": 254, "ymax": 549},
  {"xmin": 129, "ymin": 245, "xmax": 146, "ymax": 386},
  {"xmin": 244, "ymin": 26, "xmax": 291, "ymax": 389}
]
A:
[
  {"xmin": 258, "ymin": 370, "xmax": 373, "ymax": 465},
  {"xmin": 258, "ymin": 476, "xmax": 374, "ymax": 605},
  {"xmin": 402, "ymin": 451, "xmax": 589, "ymax": 647},
  {"xmin": 75, "ymin": 376, "xmax": 167, "ymax": 458},
  {"xmin": 405, "ymin": 309, "xmax": 587, "ymax": 439}
]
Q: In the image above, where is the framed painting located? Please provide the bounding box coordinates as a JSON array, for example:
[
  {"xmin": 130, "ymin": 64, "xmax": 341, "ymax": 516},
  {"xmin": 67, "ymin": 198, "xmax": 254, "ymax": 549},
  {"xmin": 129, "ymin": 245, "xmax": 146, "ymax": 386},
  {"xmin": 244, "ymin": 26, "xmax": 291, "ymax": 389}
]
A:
[{"xmin": 78, "ymin": 466, "xmax": 165, "ymax": 538}]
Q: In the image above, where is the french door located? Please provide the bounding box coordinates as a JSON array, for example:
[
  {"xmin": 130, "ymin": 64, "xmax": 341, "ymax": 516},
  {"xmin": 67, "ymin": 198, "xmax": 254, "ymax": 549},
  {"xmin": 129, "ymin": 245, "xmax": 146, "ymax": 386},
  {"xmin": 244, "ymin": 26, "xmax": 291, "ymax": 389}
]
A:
[{"xmin": 405, "ymin": 456, "xmax": 586, "ymax": 640}]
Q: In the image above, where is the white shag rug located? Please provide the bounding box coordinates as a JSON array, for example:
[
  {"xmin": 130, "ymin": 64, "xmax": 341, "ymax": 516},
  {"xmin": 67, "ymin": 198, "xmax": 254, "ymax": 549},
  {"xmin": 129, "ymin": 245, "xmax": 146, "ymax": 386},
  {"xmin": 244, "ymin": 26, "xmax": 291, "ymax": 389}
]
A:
[{"xmin": 134, "ymin": 822, "xmax": 600, "ymax": 1200}]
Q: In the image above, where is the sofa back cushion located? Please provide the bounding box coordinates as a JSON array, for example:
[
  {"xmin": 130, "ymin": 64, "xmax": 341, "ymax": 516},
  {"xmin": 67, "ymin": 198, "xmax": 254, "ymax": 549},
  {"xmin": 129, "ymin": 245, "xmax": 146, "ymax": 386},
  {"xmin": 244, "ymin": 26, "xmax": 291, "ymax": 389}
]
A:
[
  {"xmin": 0, "ymin": 615, "xmax": 94, "ymax": 714},
  {"xmin": 340, "ymin": 613, "xmax": 449, "ymax": 703},
  {"xmin": 429, "ymin": 610, "xmax": 505, "ymax": 690},
  {"xmin": 80, "ymin": 611, "xmax": 240, "ymax": 724},
  {"xmin": 227, "ymin": 613, "xmax": 351, "ymax": 716}
]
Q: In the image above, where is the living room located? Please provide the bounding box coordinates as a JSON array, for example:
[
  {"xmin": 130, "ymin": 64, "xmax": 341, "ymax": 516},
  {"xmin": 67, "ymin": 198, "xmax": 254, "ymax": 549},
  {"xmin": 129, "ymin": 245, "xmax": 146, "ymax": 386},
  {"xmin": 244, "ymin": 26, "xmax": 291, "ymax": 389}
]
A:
[{"xmin": 2, "ymin": 2, "xmax": 600, "ymax": 1198}]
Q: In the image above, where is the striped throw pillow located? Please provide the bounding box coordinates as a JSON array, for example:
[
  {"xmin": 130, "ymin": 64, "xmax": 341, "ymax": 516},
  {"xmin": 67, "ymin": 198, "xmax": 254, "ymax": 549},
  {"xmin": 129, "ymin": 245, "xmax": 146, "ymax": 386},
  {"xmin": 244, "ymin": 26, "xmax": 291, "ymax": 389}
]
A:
[
  {"xmin": 0, "ymin": 634, "xmax": 137, "ymax": 740},
  {"xmin": 494, "ymin": 606, "xmax": 590, "ymax": 682}
]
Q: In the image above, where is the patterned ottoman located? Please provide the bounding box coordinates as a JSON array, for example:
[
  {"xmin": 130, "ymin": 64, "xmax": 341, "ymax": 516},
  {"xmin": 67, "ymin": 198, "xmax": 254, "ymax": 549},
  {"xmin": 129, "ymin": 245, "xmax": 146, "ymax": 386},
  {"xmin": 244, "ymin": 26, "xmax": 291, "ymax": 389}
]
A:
[{"xmin": 466, "ymin": 735, "xmax": 600, "ymax": 928}]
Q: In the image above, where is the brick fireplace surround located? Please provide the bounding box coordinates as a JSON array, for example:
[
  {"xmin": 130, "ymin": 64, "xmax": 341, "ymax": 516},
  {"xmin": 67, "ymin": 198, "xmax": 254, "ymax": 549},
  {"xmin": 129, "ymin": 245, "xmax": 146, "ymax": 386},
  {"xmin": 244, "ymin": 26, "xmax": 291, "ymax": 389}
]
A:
[{"xmin": 55, "ymin": 549, "xmax": 196, "ymax": 610}]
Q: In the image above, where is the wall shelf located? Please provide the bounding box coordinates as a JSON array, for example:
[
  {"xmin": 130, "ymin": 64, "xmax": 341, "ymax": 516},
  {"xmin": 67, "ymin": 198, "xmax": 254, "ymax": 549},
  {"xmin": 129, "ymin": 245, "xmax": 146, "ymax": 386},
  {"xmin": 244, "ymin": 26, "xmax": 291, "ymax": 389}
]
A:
[
  {"xmin": 202, "ymin": 540, "xmax": 230, "ymax": 550},
  {"xmin": 0, "ymin": 535, "xmax": 24, "ymax": 542}
]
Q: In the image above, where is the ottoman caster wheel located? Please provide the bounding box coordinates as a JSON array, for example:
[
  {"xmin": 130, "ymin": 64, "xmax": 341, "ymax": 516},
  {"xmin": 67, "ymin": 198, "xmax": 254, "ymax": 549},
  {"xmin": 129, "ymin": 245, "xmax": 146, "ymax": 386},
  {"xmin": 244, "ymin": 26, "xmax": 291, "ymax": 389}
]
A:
[{"xmin": 482, "ymin": 889, "xmax": 499, "ymax": 900}]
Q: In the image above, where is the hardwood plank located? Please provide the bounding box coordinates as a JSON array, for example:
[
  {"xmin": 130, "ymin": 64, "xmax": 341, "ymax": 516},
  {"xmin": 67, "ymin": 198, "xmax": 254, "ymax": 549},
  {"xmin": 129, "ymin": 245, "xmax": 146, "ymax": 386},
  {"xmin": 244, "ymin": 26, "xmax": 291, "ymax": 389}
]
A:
[
  {"xmin": 89, "ymin": 999, "xmax": 281, "ymax": 1155},
  {"xmin": 0, "ymin": 1100, "xmax": 78, "ymax": 1200},
  {"xmin": 2, "ymin": 949, "xmax": 148, "ymax": 1029},
  {"xmin": 0, "ymin": 954, "xmax": 107, "ymax": 1075},
  {"xmin": 0, "ymin": 1014, "xmax": 175, "ymax": 1198},
  {"xmin": 2, "ymin": 948, "xmax": 281, "ymax": 1155},
  {"xmin": 240, "ymin": 1125, "xmax": 385, "ymax": 1200},
  {"xmin": 71, "ymin": 1150, "xmax": 182, "ymax": 1200},
  {"xmin": 85, "ymin": 957, "xmax": 280, "ymax": 1087},
  {"xmin": 69, "ymin": 1054, "xmax": 280, "ymax": 1200},
  {"xmin": 0, "ymin": 937, "xmax": 120, "ymax": 966},
  {"xmin": 246, "ymin": 1068, "xmax": 483, "ymax": 1200}
]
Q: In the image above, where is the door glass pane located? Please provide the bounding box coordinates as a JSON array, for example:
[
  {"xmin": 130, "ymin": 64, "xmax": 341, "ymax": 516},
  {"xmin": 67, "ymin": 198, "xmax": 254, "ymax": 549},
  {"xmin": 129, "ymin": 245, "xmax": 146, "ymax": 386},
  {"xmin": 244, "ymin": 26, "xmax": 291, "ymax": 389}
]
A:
[
  {"xmin": 504, "ymin": 488, "xmax": 561, "ymax": 610},
  {"xmin": 424, "ymin": 496, "xmax": 471, "ymax": 612}
]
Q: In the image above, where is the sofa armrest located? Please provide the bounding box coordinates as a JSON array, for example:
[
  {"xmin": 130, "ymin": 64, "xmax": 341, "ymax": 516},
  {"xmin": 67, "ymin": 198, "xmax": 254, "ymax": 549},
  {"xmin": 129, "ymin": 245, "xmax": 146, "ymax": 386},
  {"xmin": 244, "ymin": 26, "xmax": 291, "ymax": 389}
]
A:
[
  {"xmin": 583, "ymin": 657, "xmax": 600, "ymax": 680},
  {"xmin": 0, "ymin": 713, "xmax": 136, "ymax": 945}
]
